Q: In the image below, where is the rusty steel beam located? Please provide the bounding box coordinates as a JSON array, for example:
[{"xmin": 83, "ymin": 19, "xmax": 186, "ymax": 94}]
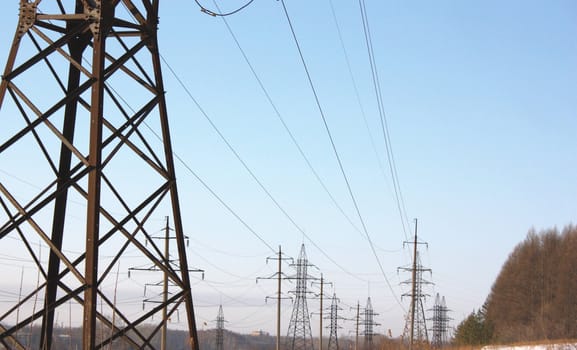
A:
[
  {"xmin": 150, "ymin": 15, "xmax": 201, "ymax": 350},
  {"xmin": 41, "ymin": 4, "xmax": 91, "ymax": 347},
  {"xmin": 83, "ymin": 0, "xmax": 111, "ymax": 348},
  {"xmin": 0, "ymin": 324, "xmax": 27, "ymax": 350}
]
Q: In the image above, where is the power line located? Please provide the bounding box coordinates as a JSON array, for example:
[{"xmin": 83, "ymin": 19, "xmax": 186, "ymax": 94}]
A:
[
  {"xmin": 173, "ymin": 151, "xmax": 277, "ymax": 254},
  {"xmin": 104, "ymin": 75, "xmax": 277, "ymax": 255},
  {"xmin": 279, "ymin": 0, "xmax": 405, "ymax": 311},
  {"xmin": 357, "ymin": 0, "xmax": 411, "ymax": 240},
  {"xmin": 188, "ymin": 247, "xmax": 270, "ymax": 281},
  {"xmin": 327, "ymin": 0, "xmax": 395, "ymax": 203},
  {"xmin": 211, "ymin": 0, "xmax": 368, "ymax": 244},
  {"xmin": 134, "ymin": 0, "xmax": 405, "ymax": 324},
  {"xmin": 115, "ymin": 0, "xmax": 278, "ymax": 256},
  {"xmin": 102, "ymin": 38, "xmax": 377, "ymax": 325},
  {"xmin": 193, "ymin": 0, "xmax": 256, "ymax": 17},
  {"xmin": 160, "ymin": 53, "xmax": 367, "ymax": 283},
  {"xmin": 188, "ymin": 236, "xmax": 270, "ymax": 258}
]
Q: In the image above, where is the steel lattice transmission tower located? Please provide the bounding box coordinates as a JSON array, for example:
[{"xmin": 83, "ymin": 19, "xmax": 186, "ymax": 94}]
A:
[
  {"xmin": 286, "ymin": 244, "xmax": 316, "ymax": 350},
  {"xmin": 215, "ymin": 305, "xmax": 225, "ymax": 350},
  {"xmin": 400, "ymin": 221, "xmax": 432, "ymax": 350},
  {"xmin": 362, "ymin": 297, "xmax": 379, "ymax": 350},
  {"xmin": 326, "ymin": 293, "xmax": 342, "ymax": 350},
  {"xmin": 401, "ymin": 251, "xmax": 432, "ymax": 350},
  {"xmin": 0, "ymin": 1, "xmax": 199, "ymax": 349},
  {"xmin": 429, "ymin": 294, "xmax": 450, "ymax": 348}
]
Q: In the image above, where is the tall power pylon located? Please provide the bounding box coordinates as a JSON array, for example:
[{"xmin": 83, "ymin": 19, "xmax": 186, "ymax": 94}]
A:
[
  {"xmin": 286, "ymin": 244, "xmax": 317, "ymax": 350},
  {"xmin": 0, "ymin": 2, "xmax": 199, "ymax": 349},
  {"xmin": 362, "ymin": 297, "xmax": 379, "ymax": 350},
  {"xmin": 215, "ymin": 305, "xmax": 225, "ymax": 350},
  {"xmin": 400, "ymin": 220, "xmax": 432, "ymax": 350},
  {"xmin": 429, "ymin": 294, "xmax": 450, "ymax": 348},
  {"xmin": 326, "ymin": 293, "xmax": 343, "ymax": 350}
]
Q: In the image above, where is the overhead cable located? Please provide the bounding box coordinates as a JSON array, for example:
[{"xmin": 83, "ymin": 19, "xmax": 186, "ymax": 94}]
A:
[
  {"xmin": 194, "ymin": 0, "xmax": 256, "ymax": 17},
  {"xmin": 210, "ymin": 1, "xmax": 372, "ymax": 243},
  {"xmin": 328, "ymin": 0, "xmax": 396, "ymax": 216},
  {"xmin": 358, "ymin": 0, "xmax": 411, "ymax": 240},
  {"xmin": 160, "ymin": 53, "xmax": 367, "ymax": 283},
  {"xmin": 104, "ymin": 81, "xmax": 277, "ymax": 255},
  {"xmin": 279, "ymin": 0, "xmax": 405, "ymax": 311}
]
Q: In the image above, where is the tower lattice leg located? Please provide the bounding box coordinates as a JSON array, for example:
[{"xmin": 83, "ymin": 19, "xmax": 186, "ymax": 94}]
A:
[{"xmin": 0, "ymin": 1, "xmax": 199, "ymax": 349}]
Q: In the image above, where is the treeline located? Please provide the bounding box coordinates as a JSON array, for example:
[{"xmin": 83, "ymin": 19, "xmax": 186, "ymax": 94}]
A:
[
  {"xmin": 4, "ymin": 326, "xmax": 275, "ymax": 350},
  {"xmin": 4, "ymin": 325, "xmax": 399, "ymax": 350},
  {"xmin": 455, "ymin": 224, "xmax": 577, "ymax": 344}
]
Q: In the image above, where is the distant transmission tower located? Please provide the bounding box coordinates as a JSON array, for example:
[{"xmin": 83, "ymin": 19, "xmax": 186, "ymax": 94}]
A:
[
  {"xmin": 428, "ymin": 294, "xmax": 450, "ymax": 348},
  {"xmin": 326, "ymin": 294, "xmax": 343, "ymax": 350},
  {"xmin": 128, "ymin": 217, "xmax": 203, "ymax": 350},
  {"xmin": 362, "ymin": 297, "xmax": 380, "ymax": 350},
  {"xmin": 286, "ymin": 244, "xmax": 317, "ymax": 350},
  {"xmin": 0, "ymin": 2, "xmax": 199, "ymax": 349},
  {"xmin": 215, "ymin": 305, "xmax": 225, "ymax": 350},
  {"xmin": 400, "ymin": 219, "xmax": 432, "ymax": 350}
]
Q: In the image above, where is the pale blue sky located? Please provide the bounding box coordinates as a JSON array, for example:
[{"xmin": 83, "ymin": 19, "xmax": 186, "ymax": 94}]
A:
[{"xmin": 0, "ymin": 0, "xmax": 576, "ymax": 338}]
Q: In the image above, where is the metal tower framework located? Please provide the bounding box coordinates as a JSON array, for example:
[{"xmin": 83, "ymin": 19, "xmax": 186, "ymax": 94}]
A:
[
  {"xmin": 286, "ymin": 244, "xmax": 317, "ymax": 350},
  {"xmin": 428, "ymin": 294, "xmax": 450, "ymax": 348},
  {"xmin": 215, "ymin": 305, "xmax": 225, "ymax": 350},
  {"xmin": 0, "ymin": 1, "xmax": 199, "ymax": 349},
  {"xmin": 326, "ymin": 294, "xmax": 342, "ymax": 350},
  {"xmin": 400, "ymin": 220, "xmax": 431, "ymax": 350},
  {"xmin": 400, "ymin": 252, "xmax": 431, "ymax": 349},
  {"xmin": 362, "ymin": 297, "xmax": 379, "ymax": 350}
]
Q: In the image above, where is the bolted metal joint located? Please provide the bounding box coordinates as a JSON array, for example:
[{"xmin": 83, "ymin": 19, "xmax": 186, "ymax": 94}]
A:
[
  {"xmin": 17, "ymin": 0, "xmax": 38, "ymax": 38},
  {"xmin": 84, "ymin": 0, "xmax": 114, "ymax": 39}
]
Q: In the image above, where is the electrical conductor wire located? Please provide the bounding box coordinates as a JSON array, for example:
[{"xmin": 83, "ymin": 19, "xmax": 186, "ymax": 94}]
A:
[
  {"xmin": 194, "ymin": 0, "xmax": 256, "ymax": 17},
  {"xmin": 279, "ymin": 0, "xmax": 405, "ymax": 311},
  {"xmin": 358, "ymin": 0, "xmax": 411, "ymax": 240},
  {"xmin": 160, "ymin": 53, "xmax": 366, "ymax": 283}
]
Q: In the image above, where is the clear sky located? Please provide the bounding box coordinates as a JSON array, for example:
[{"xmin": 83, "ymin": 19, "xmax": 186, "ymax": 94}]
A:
[{"xmin": 0, "ymin": 0, "xmax": 576, "ymax": 339}]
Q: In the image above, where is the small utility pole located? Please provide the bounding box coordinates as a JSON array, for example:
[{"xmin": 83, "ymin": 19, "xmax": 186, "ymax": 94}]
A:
[
  {"xmin": 410, "ymin": 219, "xmax": 418, "ymax": 350},
  {"xmin": 311, "ymin": 274, "xmax": 332, "ymax": 350},
  {"xmin": 257, "ymin": 246, "xmax": 293, "ymax": 350},
  {"xmin": 319, "ymin": 275, "xmax": 324, "ymax": 350},
  {"xmin": 355, "ymin": 302, "xmax": 360, "ymax": 350},
  {"xmin": 277, "ymin": 247, "xmax": 282, "ymax": 350}
]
